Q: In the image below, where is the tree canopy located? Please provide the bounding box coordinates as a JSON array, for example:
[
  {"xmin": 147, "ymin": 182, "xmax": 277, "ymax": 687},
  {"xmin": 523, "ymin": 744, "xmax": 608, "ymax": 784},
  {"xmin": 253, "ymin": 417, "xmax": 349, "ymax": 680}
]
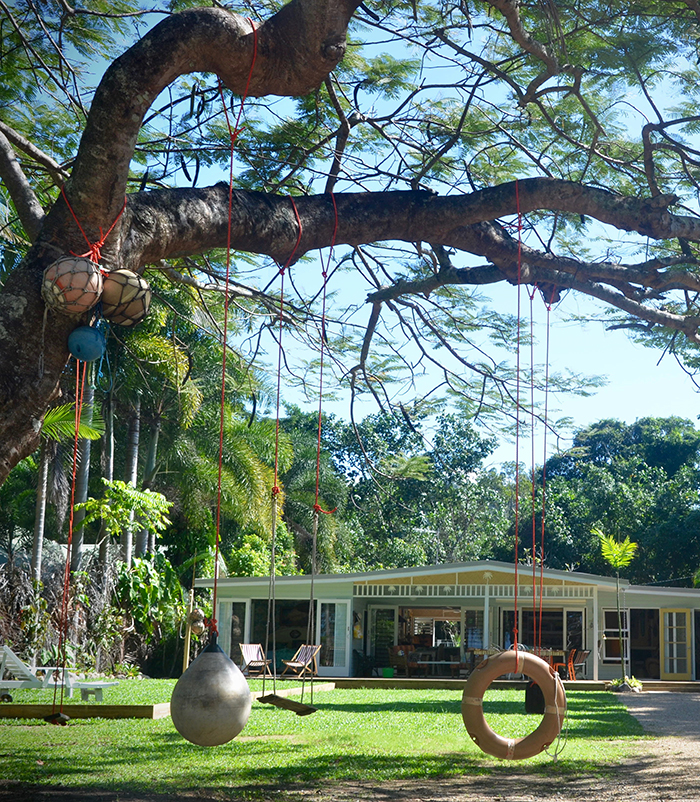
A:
[{"xmin": 5, "ymin": 0, "xmax": 700, "ymax": 486}]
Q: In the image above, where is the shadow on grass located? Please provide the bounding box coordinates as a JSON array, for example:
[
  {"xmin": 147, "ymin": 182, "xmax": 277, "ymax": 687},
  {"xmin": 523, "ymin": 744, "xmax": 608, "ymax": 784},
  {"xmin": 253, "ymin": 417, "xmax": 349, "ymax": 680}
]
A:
[
  {"xmin": 0, "ymin": 689, "xmax": 645, "ymax": 799},
  {"xmin": 1, "ymin": 734, "xmax": 634, "ymax": 800}
]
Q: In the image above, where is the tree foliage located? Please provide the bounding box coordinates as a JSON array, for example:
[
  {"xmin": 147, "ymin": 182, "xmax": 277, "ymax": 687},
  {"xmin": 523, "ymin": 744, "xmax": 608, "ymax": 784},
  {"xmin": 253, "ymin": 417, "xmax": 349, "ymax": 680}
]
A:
[
  {"xmin": 4, "ymin": 0, "xmax": 700, "ymax": 484},
  {"xmin": 526, "ymin": 417, "xmax": 700, "ymax": 583}
]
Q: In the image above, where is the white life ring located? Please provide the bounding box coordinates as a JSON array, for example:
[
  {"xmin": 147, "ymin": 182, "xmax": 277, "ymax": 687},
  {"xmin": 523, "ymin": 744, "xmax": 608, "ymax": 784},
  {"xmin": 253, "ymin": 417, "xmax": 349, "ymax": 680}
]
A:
[{"xmin": 461, "ymin": 650, "xmax": 566, "ymax": 760}]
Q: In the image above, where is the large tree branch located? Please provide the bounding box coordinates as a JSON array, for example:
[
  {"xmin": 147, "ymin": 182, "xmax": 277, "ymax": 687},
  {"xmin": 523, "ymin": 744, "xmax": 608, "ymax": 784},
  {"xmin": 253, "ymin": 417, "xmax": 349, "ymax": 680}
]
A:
[
  {"xmin": 119, "ymin": 178, "xmax": 699, "ymax": 269},
  {"xmin": 0, "ymin": 130, "xmax": 45, "ymax": 240},
  {"xmin": 486, "ymin": 0, "xmax": 561, "ymax": 74},
  {"xmin": 51, "ymin": 0, "xmax": 360, "ymax": 239},
  {"xmin": 0, "ymin": 120, "xmax": 70, "ymax": 185}
]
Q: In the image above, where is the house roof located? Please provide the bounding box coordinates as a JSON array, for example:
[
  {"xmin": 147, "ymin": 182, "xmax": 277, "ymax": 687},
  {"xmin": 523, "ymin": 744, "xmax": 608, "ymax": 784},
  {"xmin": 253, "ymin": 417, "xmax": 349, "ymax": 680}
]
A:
[{"xmin": 194, "ymin": 559, "xmax": 623, "ymax": 589}]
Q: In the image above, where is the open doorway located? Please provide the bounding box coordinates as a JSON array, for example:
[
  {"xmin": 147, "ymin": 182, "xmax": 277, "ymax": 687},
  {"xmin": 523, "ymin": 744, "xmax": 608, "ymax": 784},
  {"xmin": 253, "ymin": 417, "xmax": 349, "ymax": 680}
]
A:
[{"xmin": 629, "ymin": 608, "xmax": 660, "ymax": 679}]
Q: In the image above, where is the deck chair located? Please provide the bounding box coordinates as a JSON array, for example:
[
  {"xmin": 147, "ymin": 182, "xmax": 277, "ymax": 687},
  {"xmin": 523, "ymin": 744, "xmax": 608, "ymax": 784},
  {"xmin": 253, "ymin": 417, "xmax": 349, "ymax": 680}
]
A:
[
  {"xmin": 570, "ymin": 649, "xmax": 590, "ymax": 680},
  {"xmin": 0, "ymin": 645, "xmax": 117, "ymax": 702},
  {"xmin": 554, "ymin": 648, "xmax": 589, "ymax": 680},
  {"xmin": 387, "ymin": 645, "xmax": 410, "ymax": 677},
  {"xmin": 280, "ymin": 644, "xmax": 321, "ymax": 679},
  {"xmin": 0, "ymin": 646, "xmax": 43, "ymax": 699},
  {"xmin": 240, "ymin": 643, "xmax": 272, "ymax": 677},
  {"xmin": 553, "ymin": 648, "xmax": 576, "ymax": 680}
]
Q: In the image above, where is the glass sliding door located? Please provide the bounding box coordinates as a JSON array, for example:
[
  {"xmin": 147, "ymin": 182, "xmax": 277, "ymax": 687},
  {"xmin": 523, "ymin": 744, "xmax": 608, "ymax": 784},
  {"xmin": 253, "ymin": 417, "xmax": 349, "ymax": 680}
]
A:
[
  {"xmin": 661, "ymin": 609, "xmax": 691, "ymax": 681},
  {"xmin": 317, "ymin": 600, "xmax": 351, "ymax": 677}
]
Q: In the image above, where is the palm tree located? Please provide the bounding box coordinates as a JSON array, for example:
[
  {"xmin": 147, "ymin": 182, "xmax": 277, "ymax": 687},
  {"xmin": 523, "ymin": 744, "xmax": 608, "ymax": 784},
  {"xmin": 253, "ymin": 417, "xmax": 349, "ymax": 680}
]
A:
[{"xmin": 594, "ymin": 527, "xmax": 638, "ymax": 683}]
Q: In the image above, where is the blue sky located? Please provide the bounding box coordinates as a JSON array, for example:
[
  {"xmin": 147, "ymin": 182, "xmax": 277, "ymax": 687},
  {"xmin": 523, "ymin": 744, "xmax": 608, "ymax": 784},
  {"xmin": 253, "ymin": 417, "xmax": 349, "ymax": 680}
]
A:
[{"xmin": 278, "ymin": 270, "xmax": 700, "ymax": 469}]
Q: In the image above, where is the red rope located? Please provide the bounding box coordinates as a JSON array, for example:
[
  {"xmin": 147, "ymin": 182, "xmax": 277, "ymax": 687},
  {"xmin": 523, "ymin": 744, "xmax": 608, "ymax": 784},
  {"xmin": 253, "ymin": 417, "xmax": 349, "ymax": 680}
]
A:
[
  {"xmin": 313, "ymin": 193, "xmax": 338, "ymax": 515},
  {"xmin": 60, "ymin": 186, "xmax": 127, "ymax": 267},
  {"xmin": 513, "ymin": 179, "xmax": 522, "ymax": 657},
  {"xmin": 538, "ymin": 292, "xmax": 555, "ymax": 650},
  {"xmin": 210, "ymin": 20, "xmax": 258, "ymax": 639},
  {"xmin": 52, "ymin": 359, "xmax": 86, "ymax": 716}
]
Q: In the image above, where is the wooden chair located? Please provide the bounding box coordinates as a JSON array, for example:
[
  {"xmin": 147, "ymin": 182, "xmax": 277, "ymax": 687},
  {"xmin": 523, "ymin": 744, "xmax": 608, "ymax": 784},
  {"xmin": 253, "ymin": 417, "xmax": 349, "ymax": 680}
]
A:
[
  {"xmin": 570, "ymin": 649, "xmax": 590, "ymax": 680},
  {"xmin": 280, "ymin": 644, "xmax": 321, "ymax": 679},
  {"xmin": 240, "ymin": 643, "xmax": 272, "ymax": 677},
  {"xmin": 387, "ymin": 645, "xmax": 410, "ymax": 676}
]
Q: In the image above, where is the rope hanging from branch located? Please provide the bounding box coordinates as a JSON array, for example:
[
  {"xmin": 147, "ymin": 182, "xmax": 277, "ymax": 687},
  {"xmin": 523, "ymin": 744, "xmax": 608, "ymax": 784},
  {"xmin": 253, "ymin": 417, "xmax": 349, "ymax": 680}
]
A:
[
  {"xmin": 46, "ymin": 359, "xmax": 87, "ymax": 726},
  {"xmin": 169, "ymin": 21, "xmax": 258, "ymax": 749},
  {"xmin": 210, "ymin": 21, "xmax": 259, "ymax": 641}
]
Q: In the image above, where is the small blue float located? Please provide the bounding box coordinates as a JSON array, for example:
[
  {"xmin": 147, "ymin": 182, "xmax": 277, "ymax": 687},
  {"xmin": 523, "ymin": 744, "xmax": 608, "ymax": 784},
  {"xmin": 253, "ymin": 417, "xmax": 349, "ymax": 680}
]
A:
[{"xmin": 67, "ymin": 325, "xmax": 106, "ymax": 362}]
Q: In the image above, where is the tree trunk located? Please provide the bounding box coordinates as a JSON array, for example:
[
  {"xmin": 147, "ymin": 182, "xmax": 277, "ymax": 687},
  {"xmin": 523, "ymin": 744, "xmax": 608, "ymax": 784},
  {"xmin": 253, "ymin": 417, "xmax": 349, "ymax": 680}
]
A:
[
  {"xmin": 71, "ymin": 380, "xmax": 94, "ymax": 574},
  {"xmin": 135, "ymin": 417, "xmax": 160, "ymax": 557},
  {"xmin": 31, "ymin": 439, "xmax": 49, "ymax": 584},
  {"xmin": 98, "ymin": 387, "xmax": 115, "ymax": 568},
  {"xmin": 616, "ymin": 572, "xmax": 626, "ymax": 682},
  {"xmin": 121, "ymin": 396, "xmax": 141, "ymax": 568}
]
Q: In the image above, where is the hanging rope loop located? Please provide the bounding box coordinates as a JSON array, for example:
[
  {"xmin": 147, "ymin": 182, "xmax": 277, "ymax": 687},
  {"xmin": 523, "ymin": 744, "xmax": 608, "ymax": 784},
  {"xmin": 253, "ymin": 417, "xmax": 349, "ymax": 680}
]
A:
[
  {"xmin": 313, "ymin": 502, "xmax": 337, "ymax": 515},
  {"xmin": 60, "ymin": 186, "xmax": 127, "ymax": 268},
  {"xmin": 208, "ymin": 18, "xmax": 258, "ymax": 645}
]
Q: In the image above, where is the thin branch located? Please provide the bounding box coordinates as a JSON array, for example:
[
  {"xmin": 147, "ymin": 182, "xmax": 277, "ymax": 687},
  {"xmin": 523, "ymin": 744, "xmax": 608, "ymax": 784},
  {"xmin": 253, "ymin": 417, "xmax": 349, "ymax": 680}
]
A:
[
  {"xmin": 0, "ymin": 129, "xmax": 45, "ymax": 240},
  {"xmin": 0, "ymin": 121, "xmax": 70, "ymax": 185}
]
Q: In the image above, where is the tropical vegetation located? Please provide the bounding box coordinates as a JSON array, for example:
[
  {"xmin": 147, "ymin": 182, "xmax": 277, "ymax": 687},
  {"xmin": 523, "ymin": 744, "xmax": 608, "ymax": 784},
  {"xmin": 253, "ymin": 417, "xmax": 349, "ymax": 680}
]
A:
[{"xmin": 3, "ymin": 0, "xmax": 700, "ymax": 674}]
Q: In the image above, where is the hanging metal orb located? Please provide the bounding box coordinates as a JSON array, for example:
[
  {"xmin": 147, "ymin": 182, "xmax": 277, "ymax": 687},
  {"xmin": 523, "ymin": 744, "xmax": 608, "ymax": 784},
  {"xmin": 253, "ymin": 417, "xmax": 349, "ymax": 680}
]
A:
[
  {"xmin": 67, "ymin": 326, "xmax": 106, "ymax": 362},
  {"xmin": 170, "ymin": 639, "xmax": 252, "ymax": 746},
  {"xmin": 101, "ymin": 269, "xmax": 151, "ymax": 327},
  {"xmin": 42, "ymin": 256, "xmax": 103, "ymax": 316}
]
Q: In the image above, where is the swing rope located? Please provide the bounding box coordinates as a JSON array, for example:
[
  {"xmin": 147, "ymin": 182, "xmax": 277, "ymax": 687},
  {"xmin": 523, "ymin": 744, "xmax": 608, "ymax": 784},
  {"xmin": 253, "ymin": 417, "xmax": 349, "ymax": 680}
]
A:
[
  {"xmin": 300, "ymin": 192, "xmax": 339, "ymax": 705},
  {"xmin": 513, "ymin": 179, "xmax": 523, "ymax": 657},
  {"xmin": 538, "ymin": 289, "xmax": 556, "ymax": 650},
  {"xmin": 527, "ymin": 285, "xmax": 539, "ymax": 651},
  {"xmin": 209, "ymin": 20, "xmax": 258, "ymax": 645},
  {"xmin": 50, "ymin": 358, "xmax": 87, "ymax": 722},
  {"xmin": 262, "ymin": 198, "xmax": 303, "ymax": 699}
]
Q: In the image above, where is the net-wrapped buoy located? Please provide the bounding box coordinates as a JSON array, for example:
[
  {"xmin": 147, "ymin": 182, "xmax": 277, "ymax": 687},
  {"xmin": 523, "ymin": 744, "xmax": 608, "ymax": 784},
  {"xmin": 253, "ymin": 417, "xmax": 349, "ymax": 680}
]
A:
[
  {"xmin": 68, "ymin": 325, "xmax": 106, "ymax": 362},
  {"xmin": 101, "ymin": 269, "xmax": 151, "ymax": 327},
  {"xmin": 42, "ymin": 256, "xmax": 103, "ymax": 316},
  {"xmin": 188, "ymin": 608, "xmax": 207, "ymax": 636},
  {"xmin": 170, "ymin": 639, "xmax": 252, "ymax": 746}
]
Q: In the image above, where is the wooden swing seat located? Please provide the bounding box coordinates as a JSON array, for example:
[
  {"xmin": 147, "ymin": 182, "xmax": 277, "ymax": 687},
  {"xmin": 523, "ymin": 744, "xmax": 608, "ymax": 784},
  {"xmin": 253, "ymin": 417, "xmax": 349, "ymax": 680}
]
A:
[{"xmin": 258, "ymin": 693, "xmax": 317, "ymax": 716}]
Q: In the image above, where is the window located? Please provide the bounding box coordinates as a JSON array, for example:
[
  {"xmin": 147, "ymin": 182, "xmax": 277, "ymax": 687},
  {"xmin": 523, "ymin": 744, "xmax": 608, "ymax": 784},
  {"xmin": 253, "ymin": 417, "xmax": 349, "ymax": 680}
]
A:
[
  {"xmin": 603, "ymin": 609, "xmax": 628, "ymax": 663},
  {"xmin": 500, "ymin": 609, "xmax": 581, "ymax": 650},
  {"xmin": 664, "ymin": 611, "xmax": 688, "ymax": 675},
  {"xmin": 464, "ymin": 610, "xmax": 484, "ymax": 649}
]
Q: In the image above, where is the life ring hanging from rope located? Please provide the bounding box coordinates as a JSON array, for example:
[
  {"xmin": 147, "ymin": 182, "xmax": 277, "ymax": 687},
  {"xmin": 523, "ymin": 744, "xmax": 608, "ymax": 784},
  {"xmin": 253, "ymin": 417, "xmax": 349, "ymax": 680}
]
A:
[{"xmin": 461, "ymin": 650, "xmax": 566, "ymax": 760}]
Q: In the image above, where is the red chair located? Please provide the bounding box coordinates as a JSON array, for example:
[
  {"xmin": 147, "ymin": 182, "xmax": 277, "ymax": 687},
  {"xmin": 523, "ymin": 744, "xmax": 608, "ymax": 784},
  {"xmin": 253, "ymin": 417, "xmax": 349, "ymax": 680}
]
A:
[{"xmin": 553, "ymin": 648, "xmax": 577, "ymax": 680}]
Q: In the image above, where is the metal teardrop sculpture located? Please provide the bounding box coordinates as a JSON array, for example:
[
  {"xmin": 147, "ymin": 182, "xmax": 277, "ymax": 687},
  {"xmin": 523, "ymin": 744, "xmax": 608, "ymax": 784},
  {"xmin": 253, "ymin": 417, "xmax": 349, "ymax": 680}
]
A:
[{"xmin": 170, "ymin": 639, "xmax": 252, "ymax": 746}]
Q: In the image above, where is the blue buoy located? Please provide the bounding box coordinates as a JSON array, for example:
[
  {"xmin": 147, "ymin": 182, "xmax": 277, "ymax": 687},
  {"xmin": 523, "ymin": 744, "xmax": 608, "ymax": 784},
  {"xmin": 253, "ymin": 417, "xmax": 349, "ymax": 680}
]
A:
[{"xmin": 67, "ymin": 326, "xmax": 106, "ymax": 362}]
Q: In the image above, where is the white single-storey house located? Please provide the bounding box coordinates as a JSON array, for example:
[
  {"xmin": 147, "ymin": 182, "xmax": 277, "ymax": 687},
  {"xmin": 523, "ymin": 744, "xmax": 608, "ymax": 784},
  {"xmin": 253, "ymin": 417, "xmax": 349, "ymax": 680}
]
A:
[{"xmin": 196, "ymin": 560, "xmax": 700, "ymax": 682}]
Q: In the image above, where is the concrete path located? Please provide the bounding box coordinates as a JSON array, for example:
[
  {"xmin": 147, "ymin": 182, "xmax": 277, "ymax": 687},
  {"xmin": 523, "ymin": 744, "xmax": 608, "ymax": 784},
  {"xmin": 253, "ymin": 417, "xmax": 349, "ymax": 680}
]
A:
[{"xmin": 621, "ymin": 690, "xmax": 700, "ymax": 739}]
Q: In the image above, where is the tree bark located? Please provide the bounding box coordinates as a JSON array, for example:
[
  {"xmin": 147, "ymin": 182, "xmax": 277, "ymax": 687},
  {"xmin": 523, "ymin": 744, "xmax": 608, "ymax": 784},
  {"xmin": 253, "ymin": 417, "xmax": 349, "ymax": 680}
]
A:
[
  {"xmin": 121, "ymin": 396, "xmax": 141, "ymax": 569},
  {"xmin": 31, "ymin": 440, "xmax": 49, "ymax": 584}
]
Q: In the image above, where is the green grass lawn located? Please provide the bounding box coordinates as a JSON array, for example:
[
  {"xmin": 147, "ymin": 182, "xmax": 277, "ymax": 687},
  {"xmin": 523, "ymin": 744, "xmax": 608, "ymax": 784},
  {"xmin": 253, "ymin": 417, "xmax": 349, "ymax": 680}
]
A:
[{"xmin": 0, "ymin": 682, "xmax": 648, "ymax": 798}]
